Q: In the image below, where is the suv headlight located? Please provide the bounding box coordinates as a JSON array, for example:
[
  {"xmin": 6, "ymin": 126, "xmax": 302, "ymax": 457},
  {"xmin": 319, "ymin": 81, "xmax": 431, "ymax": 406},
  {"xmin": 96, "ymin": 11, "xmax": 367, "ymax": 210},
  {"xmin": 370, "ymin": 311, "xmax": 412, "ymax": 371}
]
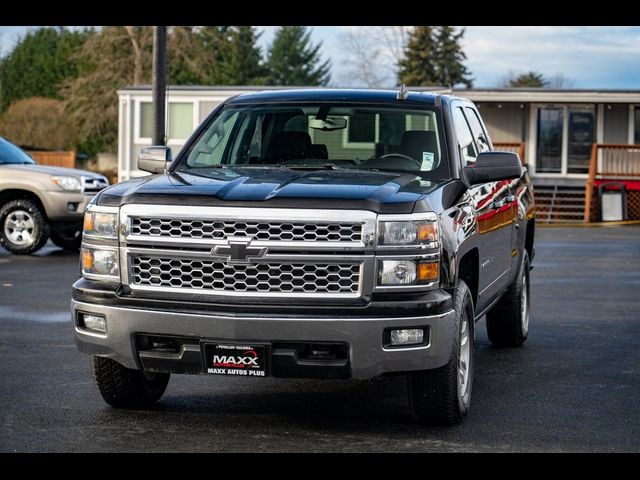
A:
[
  {"xmin": 51, "ymin": 176, "xmax": 82, "ymax": 192},
  {"xmin": 81, "ymin": 205, "xmax": 119, "ymax": 282}
]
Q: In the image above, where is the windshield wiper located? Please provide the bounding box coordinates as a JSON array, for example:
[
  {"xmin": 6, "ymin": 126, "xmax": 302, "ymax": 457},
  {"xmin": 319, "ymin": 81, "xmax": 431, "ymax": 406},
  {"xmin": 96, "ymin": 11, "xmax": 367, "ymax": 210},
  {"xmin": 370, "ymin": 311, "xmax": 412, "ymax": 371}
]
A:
[{"xmin": 285, "ymin": 163, "xmax": 355, "ymax": 171}]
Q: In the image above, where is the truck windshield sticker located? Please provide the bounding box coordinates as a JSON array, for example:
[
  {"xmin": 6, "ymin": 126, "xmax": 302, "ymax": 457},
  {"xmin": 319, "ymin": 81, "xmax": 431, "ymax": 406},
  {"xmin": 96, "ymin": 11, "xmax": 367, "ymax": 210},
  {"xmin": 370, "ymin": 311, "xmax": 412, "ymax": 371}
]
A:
[{"xmin": 422, "ymin": 152, "xmax": 435, "ymax": 170}]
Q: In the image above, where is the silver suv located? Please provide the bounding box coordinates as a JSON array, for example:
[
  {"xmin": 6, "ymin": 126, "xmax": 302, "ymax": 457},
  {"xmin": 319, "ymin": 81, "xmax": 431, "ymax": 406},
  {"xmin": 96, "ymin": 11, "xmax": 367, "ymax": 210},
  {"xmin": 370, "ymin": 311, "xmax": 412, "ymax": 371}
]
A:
[{"xmin": 0, "ymin": 137, "xmax": 108, "ymax": 254}]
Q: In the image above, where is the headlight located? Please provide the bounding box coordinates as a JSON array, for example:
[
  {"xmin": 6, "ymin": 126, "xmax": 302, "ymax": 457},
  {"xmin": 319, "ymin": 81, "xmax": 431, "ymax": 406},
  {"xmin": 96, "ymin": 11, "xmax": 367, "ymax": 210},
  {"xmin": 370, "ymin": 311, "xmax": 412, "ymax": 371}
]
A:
[
  {"xmin": 81, "ymin": 246, "xmax": 119, "ymax": 280},
  {"xmin": 83, "ymin": 211, "xmax": 118, "ymax": 239},
  {"xmin": 378, "ymin": 259, "xmax": 439, "ymax": 286},
  {"xmin": 378, "ymin": 220, "xmax": 438, "ymax": 247},
  {"xmin": 51, "ymin": 176, "xmax": 82, "ymax": 192}
]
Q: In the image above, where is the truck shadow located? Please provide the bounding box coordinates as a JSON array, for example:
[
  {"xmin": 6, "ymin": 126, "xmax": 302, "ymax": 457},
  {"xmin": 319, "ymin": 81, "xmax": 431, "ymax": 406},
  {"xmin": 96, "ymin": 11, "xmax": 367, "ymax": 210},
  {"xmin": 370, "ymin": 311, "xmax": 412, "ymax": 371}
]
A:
[{"xmin": 95, "ymin": 336, "xmax": 529, "ymax": 442}]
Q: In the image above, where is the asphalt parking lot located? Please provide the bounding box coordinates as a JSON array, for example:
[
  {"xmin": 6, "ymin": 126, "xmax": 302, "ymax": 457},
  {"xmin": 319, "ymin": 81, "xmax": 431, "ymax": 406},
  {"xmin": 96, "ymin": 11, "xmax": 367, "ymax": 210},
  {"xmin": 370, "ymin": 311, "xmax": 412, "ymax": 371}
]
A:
[{"xmin": 1, "ymin": 225, "xmax": 639, "ymax": 452}]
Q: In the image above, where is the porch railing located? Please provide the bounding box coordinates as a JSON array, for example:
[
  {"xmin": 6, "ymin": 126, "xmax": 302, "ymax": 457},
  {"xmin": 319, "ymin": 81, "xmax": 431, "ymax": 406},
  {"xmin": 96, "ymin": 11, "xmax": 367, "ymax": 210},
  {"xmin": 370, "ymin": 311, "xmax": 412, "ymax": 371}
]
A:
[
  {"xmin": 584, "ymin": 143, "xmax": 640, "ymax": 222},
  {"xmin": 493, "ymin": 142, "xmax": 525, "ymax": 164}
]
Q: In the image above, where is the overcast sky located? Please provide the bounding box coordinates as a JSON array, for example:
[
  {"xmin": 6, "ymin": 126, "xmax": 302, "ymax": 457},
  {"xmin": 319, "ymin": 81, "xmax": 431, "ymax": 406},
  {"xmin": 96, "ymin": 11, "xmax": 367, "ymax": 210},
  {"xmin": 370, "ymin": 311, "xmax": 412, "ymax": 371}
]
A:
[{"xmin": 2, "ymin": 26, "xmax": 639, "ymax": 89}]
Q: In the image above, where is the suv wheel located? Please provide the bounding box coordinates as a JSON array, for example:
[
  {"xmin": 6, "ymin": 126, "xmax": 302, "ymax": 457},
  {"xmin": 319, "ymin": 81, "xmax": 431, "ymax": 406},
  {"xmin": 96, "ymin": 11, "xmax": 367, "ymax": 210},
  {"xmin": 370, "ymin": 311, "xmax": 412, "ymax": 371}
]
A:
[
  {"xmin": 50, "ymin": 229, "xmax": 82, "ymax": 251},
  {"xmin": 486, "ymin": 251, "xmax": 530, "ymax": 347},
  {"xmin": 408, "ymin": 280, "xmax": 474, "ymax": 425},
  {"xmin": 92, "ymin": 356, "xmax": 170, "ymax": 409},
  {"xmin": 0, "ymin": 199, "xmax": 50, "ymax": 255}
]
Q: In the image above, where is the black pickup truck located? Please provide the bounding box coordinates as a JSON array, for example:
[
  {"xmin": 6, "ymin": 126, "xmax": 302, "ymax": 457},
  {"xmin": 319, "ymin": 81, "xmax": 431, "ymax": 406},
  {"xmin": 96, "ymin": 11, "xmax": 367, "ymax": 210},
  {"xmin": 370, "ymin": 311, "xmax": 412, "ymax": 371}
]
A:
[{"xmin": 72, "ymin": 89, "xmax": 535, "ymax": 425}]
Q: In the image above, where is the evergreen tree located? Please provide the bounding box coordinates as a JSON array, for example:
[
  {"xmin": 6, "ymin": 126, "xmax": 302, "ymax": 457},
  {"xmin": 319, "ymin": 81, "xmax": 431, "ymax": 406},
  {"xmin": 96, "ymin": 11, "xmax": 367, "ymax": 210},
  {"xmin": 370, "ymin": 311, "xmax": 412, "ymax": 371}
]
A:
[
  {"xmin": 507, "ymin": 71, "xmax": 548, "ymax": 88},
  {"xmin": 433, "ymin": 26, "xmax": 473, "ymax": 88},
  {"xmin": 170, "ymin": 26, "xmax": 266, "ymax": 85},
  {"xmin": 0, "ymin": 27, "xmax": 90, "ymax": 110},
  {"xmin": 397, "ymin": 26, "xmax": 437, "ymax": 86},
  {"xmin": 223, "ymin": 26, "xmax": 267, "ymax": 85},
  {"xmin": 397, "ymin": 26, "xmax": 473, "ymax": 88},
  {"xmin": 266, "ymin": 26, "xmax": 331, "ymax": 86},
  {"xmin": 196, "ymin": 26, "xmax": 234, "ymax": 84}
]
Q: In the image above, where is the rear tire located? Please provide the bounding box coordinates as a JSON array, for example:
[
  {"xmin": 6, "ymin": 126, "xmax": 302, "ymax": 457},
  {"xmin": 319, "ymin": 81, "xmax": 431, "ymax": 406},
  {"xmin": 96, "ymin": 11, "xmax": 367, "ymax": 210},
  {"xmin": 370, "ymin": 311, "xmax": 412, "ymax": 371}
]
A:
[
  {"xmin": 0, "ymin": 199, "xmax": 50, "ymax": 255},
  {"xmin": 50, "ymin": 229, "xmax": 82, "ymax": 251},
  {"xmin": 486, "ymin": 251, "xmax": 530, "ymax": 347},
  {"xmin": 91, "ymin": 356, "xmax": 170, "ymax": 409},
  {"xmin": 408, "ymin": 280, "xmax": 474, "ymax": 425}
]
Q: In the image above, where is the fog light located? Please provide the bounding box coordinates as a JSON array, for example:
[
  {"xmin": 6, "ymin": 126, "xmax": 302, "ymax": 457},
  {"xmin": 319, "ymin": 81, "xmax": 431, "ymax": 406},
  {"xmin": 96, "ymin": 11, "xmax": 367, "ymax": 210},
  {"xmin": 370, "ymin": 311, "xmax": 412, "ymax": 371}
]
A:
[
  {"xmin": 80, "ymin": 313, "xmax": 107, "ymax": 333},
  {"xmin": 390, "ymin": 328, "xmax": 424, "ymax": 346}
]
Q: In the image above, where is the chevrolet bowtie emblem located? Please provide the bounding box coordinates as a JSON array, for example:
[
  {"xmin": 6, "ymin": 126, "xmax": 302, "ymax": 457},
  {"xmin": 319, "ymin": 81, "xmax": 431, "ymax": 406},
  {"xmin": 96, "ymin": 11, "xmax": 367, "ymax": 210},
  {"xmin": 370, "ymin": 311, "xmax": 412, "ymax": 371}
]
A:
[{"xmin": 211, "ymin": 238, "xmax": 266, "ymax": 264}]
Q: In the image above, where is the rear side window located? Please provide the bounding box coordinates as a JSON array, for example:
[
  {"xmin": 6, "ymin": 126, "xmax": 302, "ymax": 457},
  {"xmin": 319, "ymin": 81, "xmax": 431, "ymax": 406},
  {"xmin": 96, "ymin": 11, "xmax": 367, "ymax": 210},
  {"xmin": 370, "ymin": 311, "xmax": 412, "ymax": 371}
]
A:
[
  {"xmin": 465, "ymin": 107, "xmax": 490, "ymax": 153},
  {"xmin": 453, "ymin": 107, "xmax": 478, "ymax": 165}
]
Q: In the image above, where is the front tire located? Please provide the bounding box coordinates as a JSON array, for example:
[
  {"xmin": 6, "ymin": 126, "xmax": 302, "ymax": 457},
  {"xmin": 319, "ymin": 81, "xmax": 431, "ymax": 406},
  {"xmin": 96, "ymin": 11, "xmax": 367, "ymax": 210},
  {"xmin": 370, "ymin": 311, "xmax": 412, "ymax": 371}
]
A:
[
  {"xmin": 408, "ymin": 280, "xmax": 474, "ymax": 425},
  {"xmin": 486, "ymin": 251, "xmax": 530, "ymax": 348},
  {"xmin": 0, "ymin": 199, "xmax": 50, "ymax": 255},
  {"xmin": 91, "ymin": 356, "xmax": 170, "ymax": 409}
]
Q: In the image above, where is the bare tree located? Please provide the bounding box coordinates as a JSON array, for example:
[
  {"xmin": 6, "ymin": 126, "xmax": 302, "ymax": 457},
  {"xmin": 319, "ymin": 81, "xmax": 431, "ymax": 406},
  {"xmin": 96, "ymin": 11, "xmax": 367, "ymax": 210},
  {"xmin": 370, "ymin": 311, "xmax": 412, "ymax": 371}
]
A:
[
  {"xmin": 63, "ymin": 27, "xmax": 153, "ymax": 153},
  {"xmin": 124, "ymin": 26, "xmax": 146, "ymax": 86},
  {"xmin": 547, "ymin": 73, "xmax": 575, "ymax": 89},
  {"xmin": 340, "ymin": 30, "xmax": 387, "ymax": 88},
  {"xmin": 340, "ymin": 26, "xmax": 412, "ymax": 88},
  {"xmin": 376, "ymin": 26, "xmax": 410, "ymax": 66}
]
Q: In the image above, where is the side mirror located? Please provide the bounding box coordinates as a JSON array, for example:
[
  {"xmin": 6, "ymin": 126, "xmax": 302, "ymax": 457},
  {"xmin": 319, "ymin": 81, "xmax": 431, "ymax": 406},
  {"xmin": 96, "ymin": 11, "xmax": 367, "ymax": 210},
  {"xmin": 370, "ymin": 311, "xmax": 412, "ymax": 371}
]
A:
[
  {"xmin": 463, "ymin": 151, "xmax": 523, "ymax": 186},
  {"xmin": 138, "ymin": 146, "xmax": 172, "ymax": 174}
]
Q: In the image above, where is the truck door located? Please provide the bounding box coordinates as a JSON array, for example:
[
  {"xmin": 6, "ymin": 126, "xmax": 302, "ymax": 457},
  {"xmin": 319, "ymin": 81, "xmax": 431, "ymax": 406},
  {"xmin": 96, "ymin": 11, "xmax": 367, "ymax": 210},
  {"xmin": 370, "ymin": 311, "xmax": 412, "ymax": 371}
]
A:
[{"xmin": 453, "ymin": 106, "xmax": 515, "ymax": 312}]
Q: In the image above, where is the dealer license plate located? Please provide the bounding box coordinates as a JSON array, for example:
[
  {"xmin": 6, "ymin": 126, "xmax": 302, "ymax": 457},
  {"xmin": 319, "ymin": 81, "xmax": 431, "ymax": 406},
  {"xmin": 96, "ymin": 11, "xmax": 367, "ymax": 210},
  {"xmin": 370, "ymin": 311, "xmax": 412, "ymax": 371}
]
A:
[{"xmin": 203, "ymin": 342, "xmax": 269, "ymax": 377}]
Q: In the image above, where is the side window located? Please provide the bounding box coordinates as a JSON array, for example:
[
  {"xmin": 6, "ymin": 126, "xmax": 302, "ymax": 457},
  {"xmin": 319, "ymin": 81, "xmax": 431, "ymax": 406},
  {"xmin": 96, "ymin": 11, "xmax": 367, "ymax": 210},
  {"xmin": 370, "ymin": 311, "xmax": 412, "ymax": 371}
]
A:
[
  {"xmin": 453, "ymin": 107, "xmax": 478, "ymax": 165},
  {"xmin": 465, "ymin": 107, "xmax": 490, "ymax": 153},
  {"xmin": 187, "ymin": 110, "xmax": 240, "ymax": 166}
]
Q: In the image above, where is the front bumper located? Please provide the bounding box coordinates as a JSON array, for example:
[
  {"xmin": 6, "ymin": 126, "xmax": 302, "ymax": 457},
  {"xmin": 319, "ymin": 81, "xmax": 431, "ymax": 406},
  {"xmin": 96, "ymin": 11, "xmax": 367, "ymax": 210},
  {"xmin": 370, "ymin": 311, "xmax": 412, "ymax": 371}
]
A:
[
  {"xmin": 72, "ymin": 299, "xmax": 456, "ymax": 380},
  {"xmin": 43, "ymin": 191, "xmax": 95, "ymax": 221}
]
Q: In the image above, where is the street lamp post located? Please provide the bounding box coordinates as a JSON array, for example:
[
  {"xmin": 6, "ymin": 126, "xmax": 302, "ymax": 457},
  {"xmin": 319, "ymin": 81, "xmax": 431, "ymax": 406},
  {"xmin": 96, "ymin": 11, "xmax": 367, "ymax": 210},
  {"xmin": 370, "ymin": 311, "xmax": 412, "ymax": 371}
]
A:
[{"xmin": 152, "ymin": 26, "xmax": 167, "ymax": 146}]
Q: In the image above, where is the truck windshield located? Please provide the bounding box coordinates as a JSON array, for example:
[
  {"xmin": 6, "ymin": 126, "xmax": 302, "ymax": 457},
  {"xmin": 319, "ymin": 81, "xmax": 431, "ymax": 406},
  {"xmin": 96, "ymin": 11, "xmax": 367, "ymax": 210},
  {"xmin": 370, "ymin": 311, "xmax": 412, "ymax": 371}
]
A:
[
  {"xmin": 175, "ymin": 103, "xmax": 449, "ymax": 178},
  {"xmin": 0, "ymin": 138, "xmax": 36, "ymax": 165}
]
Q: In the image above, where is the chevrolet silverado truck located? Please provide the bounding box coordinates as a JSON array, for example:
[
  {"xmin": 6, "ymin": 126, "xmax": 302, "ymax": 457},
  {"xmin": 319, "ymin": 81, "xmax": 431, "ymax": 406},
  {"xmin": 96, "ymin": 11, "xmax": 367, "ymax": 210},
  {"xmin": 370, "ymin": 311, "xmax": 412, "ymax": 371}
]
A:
[
  {"xmin": 0, "ymin": 137, "xmax": 109, "ymax": 254},
  {"xmin": 72, "ymin": 89, "xmax": 535, "ymax": 425}
]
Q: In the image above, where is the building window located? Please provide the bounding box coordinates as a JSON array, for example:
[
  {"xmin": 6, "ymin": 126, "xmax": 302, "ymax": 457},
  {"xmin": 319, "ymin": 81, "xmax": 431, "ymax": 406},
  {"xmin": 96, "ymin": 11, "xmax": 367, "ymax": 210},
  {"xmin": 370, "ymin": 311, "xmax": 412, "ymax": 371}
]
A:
[
  {"xmin": 635, "ymin": 107, "xmax": 640, "ymax": 144},
  {"xmin": 168, "ymin": 103, "xmax": 194, "ymax": 140},
  {"xmin": 343, "ymin": 113, "xmax": 377, "ymax": 148},
  {"xmin": 535, "ymin": 104, "xmax": 595, "ymax": 175},
  {"xmin": 348, "ymin": 114, "xmax": 376, "ymax": 143},
  {"xmin": 138, "ymin": 101, "xmax": 194, "ymax": 142},
  {"xmin": 139, "ymin": 102, "xmax": 153, "ymax": 139}
]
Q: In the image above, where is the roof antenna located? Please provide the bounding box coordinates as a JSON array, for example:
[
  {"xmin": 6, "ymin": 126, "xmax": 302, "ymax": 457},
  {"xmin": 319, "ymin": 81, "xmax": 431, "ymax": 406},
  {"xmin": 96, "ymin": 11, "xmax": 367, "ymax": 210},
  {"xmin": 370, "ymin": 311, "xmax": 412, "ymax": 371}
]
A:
[{"xmin": 397, "ymin": 83, "xmax": 409, "ymax": 101}]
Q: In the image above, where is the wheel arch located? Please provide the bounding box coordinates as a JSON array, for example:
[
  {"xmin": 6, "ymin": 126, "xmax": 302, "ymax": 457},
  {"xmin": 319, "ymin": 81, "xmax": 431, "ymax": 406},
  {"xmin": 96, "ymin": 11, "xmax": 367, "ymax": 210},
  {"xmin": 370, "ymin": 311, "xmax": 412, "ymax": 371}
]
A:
[
  {"xmin": 0, "ymin": 188, "xmax": 49, "ymax": 220},
  {"xmin": 457, "ymin": 248, "xmax": 479, "ymax": 311},
  {"xmin": 525, "ymin": 218, "xmax": 535, "ymax": 262}
]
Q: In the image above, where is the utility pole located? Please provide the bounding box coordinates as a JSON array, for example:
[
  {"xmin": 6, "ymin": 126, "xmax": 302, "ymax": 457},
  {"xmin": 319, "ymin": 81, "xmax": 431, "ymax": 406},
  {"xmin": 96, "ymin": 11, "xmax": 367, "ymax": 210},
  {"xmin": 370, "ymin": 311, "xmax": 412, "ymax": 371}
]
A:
[{"xmin": 152, "ymin": 26, "xmax": 167, "ymax": 146}]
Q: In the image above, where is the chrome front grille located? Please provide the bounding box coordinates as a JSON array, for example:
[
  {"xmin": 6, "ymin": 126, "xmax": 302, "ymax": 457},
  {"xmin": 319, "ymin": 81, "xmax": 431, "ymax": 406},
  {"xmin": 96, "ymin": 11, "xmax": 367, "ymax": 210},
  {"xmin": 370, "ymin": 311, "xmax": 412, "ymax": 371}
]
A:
[
  {"xmin": 120, "ymin": 205, "xmax": 379, "ymax": 301},
  {"xmin": 130, "ymin": 217, "xmax": 362, "ymax": 243},
  {"xmin": 130, "ymin": 256, "xmax": 361, "ymax": 296},
  {"xmin": 81, "ymin": 176, "xmax": 108, "ymax": 193}
]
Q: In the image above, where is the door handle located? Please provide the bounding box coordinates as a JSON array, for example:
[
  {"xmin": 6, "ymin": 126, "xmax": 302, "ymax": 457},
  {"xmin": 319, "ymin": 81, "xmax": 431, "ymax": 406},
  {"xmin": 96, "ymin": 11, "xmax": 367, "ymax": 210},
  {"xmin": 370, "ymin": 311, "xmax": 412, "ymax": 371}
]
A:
[{"xmin": 492, "ymin": 200, "xmax": 505, "ymax": 209}]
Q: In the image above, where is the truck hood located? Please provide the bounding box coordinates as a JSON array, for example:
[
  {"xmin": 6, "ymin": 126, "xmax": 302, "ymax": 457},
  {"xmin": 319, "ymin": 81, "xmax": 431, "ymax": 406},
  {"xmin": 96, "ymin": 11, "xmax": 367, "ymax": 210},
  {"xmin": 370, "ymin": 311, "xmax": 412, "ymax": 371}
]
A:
[
  {"xmin": 1, "ymin": 163, "xmax": 106, "ymax": 179},
  {"xmin": 97, "ymin": 167, "xmax": 447, "ymax": 214}
]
